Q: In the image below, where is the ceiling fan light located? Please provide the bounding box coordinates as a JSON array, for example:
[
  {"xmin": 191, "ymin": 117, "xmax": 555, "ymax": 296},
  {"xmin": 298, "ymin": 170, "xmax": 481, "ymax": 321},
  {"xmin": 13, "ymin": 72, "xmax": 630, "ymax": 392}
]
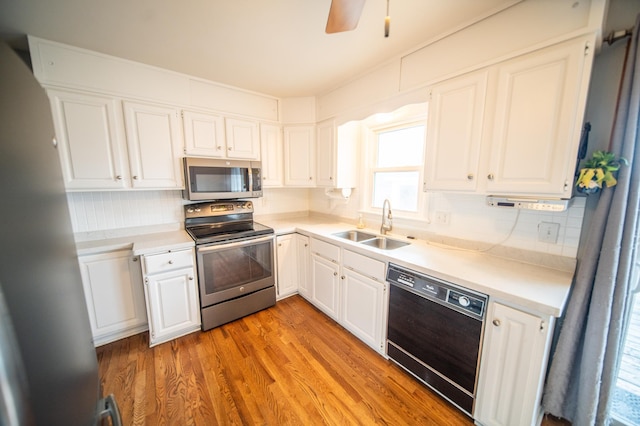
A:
[
  {"xmin": 384, "ymin": 0, "xmax": 390, "ymax": 38},
  {"xmin": 325, "ymin": 0, "xmax": 366, "ymax": 34}
]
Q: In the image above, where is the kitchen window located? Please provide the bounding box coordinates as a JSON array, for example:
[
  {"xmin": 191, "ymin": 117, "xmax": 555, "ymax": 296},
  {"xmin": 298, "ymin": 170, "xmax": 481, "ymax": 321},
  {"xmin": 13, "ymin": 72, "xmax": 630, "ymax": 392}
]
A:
[{"xmin": 367, "ymin": 121, "xmax": 426, "ymax": 216}]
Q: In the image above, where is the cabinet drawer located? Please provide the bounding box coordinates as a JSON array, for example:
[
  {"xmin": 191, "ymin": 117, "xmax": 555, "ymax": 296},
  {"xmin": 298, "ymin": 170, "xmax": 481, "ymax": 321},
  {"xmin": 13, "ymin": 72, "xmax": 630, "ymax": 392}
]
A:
[
  {"xmin": 310, "ymin": 238, "xmax": 340, "ymax": 262},
  {"xmin": 343, "ymin": 250, "xmax": 385, "ymax": 281},
  {"xmin": 143, "ymin": 249, "xmax": 193, "ymax": 275}
]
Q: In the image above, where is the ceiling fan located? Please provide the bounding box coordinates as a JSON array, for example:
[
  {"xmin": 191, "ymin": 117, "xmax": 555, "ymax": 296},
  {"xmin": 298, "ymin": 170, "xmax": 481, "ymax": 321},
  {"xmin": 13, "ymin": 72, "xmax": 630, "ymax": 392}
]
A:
[{"xmin": 325, "ymin": 0, "xmax": 391, "ymax": 36}]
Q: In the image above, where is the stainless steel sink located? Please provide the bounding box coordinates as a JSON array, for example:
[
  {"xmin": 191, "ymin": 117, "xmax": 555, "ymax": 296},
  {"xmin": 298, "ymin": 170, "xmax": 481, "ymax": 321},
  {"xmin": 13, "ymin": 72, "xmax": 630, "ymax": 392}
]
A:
[
  {"xmin": 360, "ymin": 237, "xmax": 410, "ymax": 250},
  {"xmin": 332, "ymin": 230, "xmax": 377, "ymax": 242}
]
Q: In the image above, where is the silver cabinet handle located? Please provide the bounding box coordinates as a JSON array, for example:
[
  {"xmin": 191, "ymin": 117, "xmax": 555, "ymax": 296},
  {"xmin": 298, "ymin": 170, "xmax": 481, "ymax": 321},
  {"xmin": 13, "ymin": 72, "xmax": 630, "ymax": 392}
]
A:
[
  {"xmin": 493, "ymin": 319, "xmax": 501, "ymax": 327},
  {"xmin": 168, "ymin": 260, "xmax": 174, "ymax": 264},
  {"xmin": 333, "ymin": 272, "xmax": 338, "ymax": 276},
  {"xmin": 133, "ymin": 175, "xmax": 138, "ymax": 180},
  {"xmin": 132, "ymin": 257, "xmax": 138, "ymax": 262},
  {"xmin": 116, "ymin": 175, "xmax": 123, "ymax": 180},
  {"xmin": 189, "ymin": 276, "xmax": 194, "ymax": 281},
  {"xmin": 467, "ymin": 174, "xmax": 474, "ymax": 180},
  {"xmin": 487, "ymin": 173, "xmax": 495, "ymax": 181},
  {"xmin": 52, "ymin": 137, "xmax": 58, "ymax": 148}
]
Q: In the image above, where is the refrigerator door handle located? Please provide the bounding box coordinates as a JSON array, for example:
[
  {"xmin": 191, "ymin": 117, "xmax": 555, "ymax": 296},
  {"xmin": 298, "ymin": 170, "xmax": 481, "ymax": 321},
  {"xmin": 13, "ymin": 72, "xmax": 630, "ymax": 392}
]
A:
[{"xmin": 96, "ymin": 394, "xmax": 122, "ymax": 426}]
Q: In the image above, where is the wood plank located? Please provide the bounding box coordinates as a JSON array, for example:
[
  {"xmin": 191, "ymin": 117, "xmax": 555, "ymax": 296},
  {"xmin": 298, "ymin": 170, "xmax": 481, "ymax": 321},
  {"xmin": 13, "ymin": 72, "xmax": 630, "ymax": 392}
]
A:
[{"xmin": 97, "ymin": 295, "xmax": 566, "ymax": 425}]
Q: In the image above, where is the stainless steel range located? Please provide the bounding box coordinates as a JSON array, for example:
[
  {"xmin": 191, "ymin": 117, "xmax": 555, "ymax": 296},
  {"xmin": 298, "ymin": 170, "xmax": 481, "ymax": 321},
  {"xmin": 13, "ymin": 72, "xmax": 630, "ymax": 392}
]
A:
[{"xmin": 185, "ymin": 200, "xmax": 275, "ymax": 331}]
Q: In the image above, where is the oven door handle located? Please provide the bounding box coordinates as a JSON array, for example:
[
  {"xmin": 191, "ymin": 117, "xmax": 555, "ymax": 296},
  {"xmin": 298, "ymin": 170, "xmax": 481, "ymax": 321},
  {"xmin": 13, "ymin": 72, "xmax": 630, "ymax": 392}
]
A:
[{"xmin": 197, "ymin": 235, "xmax": 274, "ymax": 252}]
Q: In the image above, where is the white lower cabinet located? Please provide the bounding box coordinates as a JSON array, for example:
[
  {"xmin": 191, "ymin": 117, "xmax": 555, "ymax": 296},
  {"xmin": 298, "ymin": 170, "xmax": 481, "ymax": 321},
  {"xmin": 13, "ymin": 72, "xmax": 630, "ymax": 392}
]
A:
[
  {"xmin": 141, "ymin": 248, "xmax": 201, "ymax": 347},
  {"xmin": 296, "ymin": 235, "xmax": 311, "ymax": 298},
  {"xmin": 310, "ymin": 238, "xmax": 341, "ymax": 320},
  {"xmin": 78, "ymin": 250, "xmax": 148, "ymax": 346},
  {"xmin": 475, "ymin": 301, "xmax": 554, "ymax": 426},
  {"xmin": 306, "ymin": 238, "xmax": 388, "ymax": 355},
  {"xmin": 340, "ymin": 250, "xmax": 387, "ymax": 354},
  {"xmin": 276, "ymin": 234, "xmax": 299, "ymax": 299}
]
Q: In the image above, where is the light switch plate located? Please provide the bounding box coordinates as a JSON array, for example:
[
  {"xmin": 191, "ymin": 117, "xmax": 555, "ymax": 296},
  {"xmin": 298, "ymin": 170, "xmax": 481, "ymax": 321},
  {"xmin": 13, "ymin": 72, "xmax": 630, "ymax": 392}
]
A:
[{"xmin": 538, "ymin": 222, "xmax": 560, "ymax": 244}]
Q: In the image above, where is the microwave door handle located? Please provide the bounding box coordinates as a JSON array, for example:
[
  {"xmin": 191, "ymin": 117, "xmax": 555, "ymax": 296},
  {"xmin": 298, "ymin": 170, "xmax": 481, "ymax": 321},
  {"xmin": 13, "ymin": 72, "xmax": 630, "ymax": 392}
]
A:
[{"xmin": 197, "ymin": 235, "xmax": 274, "ymax": 253}]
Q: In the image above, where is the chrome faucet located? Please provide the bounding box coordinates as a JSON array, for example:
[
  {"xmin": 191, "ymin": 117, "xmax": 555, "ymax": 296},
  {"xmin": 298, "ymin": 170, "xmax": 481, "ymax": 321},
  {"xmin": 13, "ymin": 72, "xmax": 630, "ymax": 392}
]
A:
[{"xmin": 380, "ymin": 199, "xmax": 392, "ymax": 235}]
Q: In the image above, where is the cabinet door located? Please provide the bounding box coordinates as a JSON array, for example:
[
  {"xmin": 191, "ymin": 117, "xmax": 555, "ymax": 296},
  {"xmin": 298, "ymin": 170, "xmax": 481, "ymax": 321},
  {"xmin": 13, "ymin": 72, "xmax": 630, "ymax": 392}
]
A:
[
  {"xmin": 260, "ymin": 123, "xmax": 283, "ymax": 187},
  {"xmin": 284, "ymin": 125, "xmax": 315, "ymax": 186},
  {"xmin": 225, "ymin": 117, "xmax": 260, "ymax": 159},
  {"xmin": 276, "ymin": 234, "xmax": 297, "ymax": 299},
  {"xmin": 123, "ymin": 101, "xmax": 183, "ymax": 189},
  {"xmin": 310, "ymin": 254, "xmax": 340, "ymax": 320},
  {"xmin": 341, "ymin": 268, "xmax": 386, "ymax": 353},
  {"xmin": 475, "ymin": 302, "xmax": 552, "ymax": 426},
  {"xmin": 296, "ymin": 235, "xmax": 311, "ymax": 298},
  {"xmin": 144, "ymin": 267, "xmax": 200, "ymax": 346},
  {"xmin": 487, "ymin": 39, "xmax": 588, "ymax": 196},
  {"xmin": 78, "ymin": 251, "xmax": 147, "ymax": 346},
  {"xmin": 182, "ymin": 110, "xmax": 226, "ymax": 157},
  {"xmin": 316, "ymin": 120, "xmax": 336, "ymax": 187},
  {"xmin": 424, "ymin": 71, "xmax": 487, "ymax": 192},
  {"xmin": 48, "ymin": 89, "xmax": 128, "ymax": 190}
]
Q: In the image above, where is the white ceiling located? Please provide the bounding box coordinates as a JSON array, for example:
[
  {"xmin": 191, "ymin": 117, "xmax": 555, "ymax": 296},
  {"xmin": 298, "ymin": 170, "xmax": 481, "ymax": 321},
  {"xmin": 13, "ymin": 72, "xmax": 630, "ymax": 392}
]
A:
[{"xmin": 0, "ymin": 0, "xmax": 517, "ymax": 98}]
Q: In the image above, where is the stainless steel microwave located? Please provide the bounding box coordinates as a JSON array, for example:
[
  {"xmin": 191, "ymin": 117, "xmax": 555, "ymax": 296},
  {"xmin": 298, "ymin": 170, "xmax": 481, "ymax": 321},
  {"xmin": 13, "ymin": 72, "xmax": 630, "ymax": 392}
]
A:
[{"xmin": 182, "ymin": 157, "xmax": 262, "ymax": 201}]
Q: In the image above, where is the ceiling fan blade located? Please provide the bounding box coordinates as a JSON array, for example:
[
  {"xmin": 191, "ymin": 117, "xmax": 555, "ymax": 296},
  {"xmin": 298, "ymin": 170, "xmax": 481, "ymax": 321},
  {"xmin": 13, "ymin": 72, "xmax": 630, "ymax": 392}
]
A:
[{"xmin": 325, "ymin": 0, "xmax": 366, "ymax": 34}]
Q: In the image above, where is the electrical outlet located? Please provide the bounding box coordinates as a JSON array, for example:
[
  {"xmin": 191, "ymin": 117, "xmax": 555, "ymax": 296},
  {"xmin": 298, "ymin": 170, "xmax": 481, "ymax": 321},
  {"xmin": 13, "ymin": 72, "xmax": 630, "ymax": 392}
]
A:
[
  {"xmin": 435, "ymin": 211, "xmax": 451, "ymax": 224},
  {"xmin": 538, "ymin": 222, "xmax": 560, "ymax": 243}
]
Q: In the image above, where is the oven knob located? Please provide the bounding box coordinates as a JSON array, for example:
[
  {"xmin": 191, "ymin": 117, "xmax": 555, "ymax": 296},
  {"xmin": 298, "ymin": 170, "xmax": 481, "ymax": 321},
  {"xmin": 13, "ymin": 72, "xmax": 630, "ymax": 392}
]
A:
[
  {"xmin": 187, "ymin": 208, "xmax": 194, "ymax": 213},
  {"xmin": 194, "ymin": 208, "xmax": 201, "ymax": 212},
  {"xmin": 244, "ymin": 202, "xmax": 252, "ymax": 209},
  {"xmin": 458, "ymin": 295, "xmax": 471, "ymax": 307}
]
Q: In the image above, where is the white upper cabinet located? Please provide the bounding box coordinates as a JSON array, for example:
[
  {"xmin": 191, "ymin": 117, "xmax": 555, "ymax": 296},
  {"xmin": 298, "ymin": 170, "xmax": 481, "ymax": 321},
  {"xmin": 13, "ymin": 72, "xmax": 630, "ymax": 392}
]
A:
[
  {"xmin": 260, "ymin": 123, "xmax": 283, "ymax": 187},
  {"xmin": 486, "ymin": 38, "xmax": 588, "ymax": 196},
  {"xmin": 48, "ymin": 89, "xmax": 128, "ymax": 190},
  {"xmin": 316, "ymin": 120, "xmax": 358, "ymax": 189},
  {"xmin": 225, "ymin": 117, "xmax": 260, "ymax": 160},
  {"xmin": 424, "ymin": 36, "xmax": 592, "ymax": 198},
  {"xmin": 424, "ymin": 71, "xmax": 488, "ymax": 192},
  {"xmin": 122, "ymin": 101, "xmax": 183, "ymax": 189},
  {"xmin": 182, "ymin": 110, "xmax": 226, "ymax": 157},
  {"xmin": 284, "ymin": 125, "xmax": 316, "ymax": 187}
]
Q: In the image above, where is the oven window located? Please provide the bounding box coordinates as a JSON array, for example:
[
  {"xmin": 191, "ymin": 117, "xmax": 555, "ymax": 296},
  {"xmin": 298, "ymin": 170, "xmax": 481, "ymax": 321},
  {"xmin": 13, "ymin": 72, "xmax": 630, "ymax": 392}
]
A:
[
  {"xmin": 200, "ymin": 240, "xmax": 273, "ymax": 294},
  {"xmin": 190, "ymin": 166, "xmax": 249, "ymax": 193}
]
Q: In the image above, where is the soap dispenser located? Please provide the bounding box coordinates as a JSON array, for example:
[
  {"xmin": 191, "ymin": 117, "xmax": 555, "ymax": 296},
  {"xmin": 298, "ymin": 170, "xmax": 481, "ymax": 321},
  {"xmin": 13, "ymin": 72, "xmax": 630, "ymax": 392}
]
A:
[{"xmin": 356, "ymin": 214, "xmax": 365, "ymax": 229}]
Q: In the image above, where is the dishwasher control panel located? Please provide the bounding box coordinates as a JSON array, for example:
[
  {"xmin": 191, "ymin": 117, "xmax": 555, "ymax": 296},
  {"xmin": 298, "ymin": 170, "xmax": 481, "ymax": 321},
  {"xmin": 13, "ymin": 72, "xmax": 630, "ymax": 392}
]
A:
[{"xmin": 387, "ymin": 263, "xmax": 487, "ymax": 319}]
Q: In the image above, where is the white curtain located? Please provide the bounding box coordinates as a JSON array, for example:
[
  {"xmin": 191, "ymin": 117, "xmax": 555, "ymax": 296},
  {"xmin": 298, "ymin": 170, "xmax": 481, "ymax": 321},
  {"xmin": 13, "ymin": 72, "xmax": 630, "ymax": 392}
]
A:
[{"xmin": 542, "ymin": 15, "xmax": 640, "ymax": 425}]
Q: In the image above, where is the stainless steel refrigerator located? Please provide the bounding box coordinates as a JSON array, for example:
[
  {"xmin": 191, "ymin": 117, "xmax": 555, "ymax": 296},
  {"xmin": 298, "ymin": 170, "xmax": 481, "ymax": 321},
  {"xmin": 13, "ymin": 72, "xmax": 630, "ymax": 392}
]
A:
[{"xmin": 0, "ymin": 41, "xmax": 121, "ymax": 425}]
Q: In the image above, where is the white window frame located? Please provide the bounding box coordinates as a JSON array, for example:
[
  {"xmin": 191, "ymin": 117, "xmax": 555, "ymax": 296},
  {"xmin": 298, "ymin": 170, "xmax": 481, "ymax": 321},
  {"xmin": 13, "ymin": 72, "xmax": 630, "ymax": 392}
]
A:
[{"xmin": 362, "ymin": 117, "xmax": 428, "ymax": 221}]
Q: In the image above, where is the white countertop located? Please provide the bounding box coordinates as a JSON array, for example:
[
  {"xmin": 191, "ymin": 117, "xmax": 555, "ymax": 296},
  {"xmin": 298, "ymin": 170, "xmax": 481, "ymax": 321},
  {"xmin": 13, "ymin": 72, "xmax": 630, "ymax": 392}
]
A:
[
  {"xmin": 75, "ymin": 229, "xmax": 194, "ymax": 256},
  {"xmin": 260, "ymin": 216, "xmax": 574, "ymax": 318}
]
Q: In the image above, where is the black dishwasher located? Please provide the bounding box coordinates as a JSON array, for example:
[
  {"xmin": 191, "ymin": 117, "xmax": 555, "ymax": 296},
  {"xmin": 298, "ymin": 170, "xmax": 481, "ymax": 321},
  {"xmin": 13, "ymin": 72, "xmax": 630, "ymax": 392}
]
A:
[{"xmin": 386, "ymin": 263, "xmax": 487, "ymax": 417}]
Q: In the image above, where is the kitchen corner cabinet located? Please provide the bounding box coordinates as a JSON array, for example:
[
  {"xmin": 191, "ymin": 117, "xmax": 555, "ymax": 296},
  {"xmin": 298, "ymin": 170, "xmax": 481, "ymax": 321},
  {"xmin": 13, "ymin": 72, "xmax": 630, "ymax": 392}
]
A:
[
  {"xmin": 424, "ymin": 36, "xmax": 592, "ymax": 198},
  {"xmin": 141, "ymin": 248, "xmax": 200, "ymax": 347},
  {"xmin": 296, "ymin": 235, "xmax": 311, "ymax": 298},
  {"xmin": 340, "ymin": 250, "xmax": 387, "ymax": 354},
  {"xmin": 260, "ymin": 123, "xmax": 284, "ymax": 187},
  {"xmin": 122, "ymin": 101, "xmax": 183, "ymax": 189},
  {"xmin": 78, "ymin": 250, "xmax": 148, "ymax": 346},
  {"xmin": 276, "ymin": 234, "xmax": 298, "ymax": 299},
  {"xmin": 475, "ymin": 301, "xmax": 555, "ymax": 426},
  {"xmin": 309, "ymin": 238, "xmax": 340, "ymax": 320},
  {"xmin": 284, "ymin": 125, "xmax": 316, "ymax": 187},
  {"xmin": 182, "ymin": 109, "xmax": 226, "ymax": 157},
  {"xmin": 225, "ymin": 117, "xmax": 260, "ymax": 160},
  {"xmin": 316, "ymin": 120, "xmax": 358, "ymax": 189}
]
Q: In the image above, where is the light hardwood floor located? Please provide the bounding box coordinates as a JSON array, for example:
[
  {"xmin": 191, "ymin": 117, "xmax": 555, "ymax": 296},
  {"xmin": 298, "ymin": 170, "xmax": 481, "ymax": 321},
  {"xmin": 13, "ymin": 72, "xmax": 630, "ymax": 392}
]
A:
[{"xmin": 97, "ymin": 295, "xmax": 569, "ymax": 425}]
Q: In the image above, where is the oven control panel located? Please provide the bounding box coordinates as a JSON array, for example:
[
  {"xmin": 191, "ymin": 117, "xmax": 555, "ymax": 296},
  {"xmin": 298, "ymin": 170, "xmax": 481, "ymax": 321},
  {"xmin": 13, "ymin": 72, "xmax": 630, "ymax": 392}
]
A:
[
  {"xmin": 185, "ymin": 201, "xmax": 254, "ymax": 218},
  {"xmin": 387, "ymin": 263, "xmax": 487, "ymax": 319}
]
